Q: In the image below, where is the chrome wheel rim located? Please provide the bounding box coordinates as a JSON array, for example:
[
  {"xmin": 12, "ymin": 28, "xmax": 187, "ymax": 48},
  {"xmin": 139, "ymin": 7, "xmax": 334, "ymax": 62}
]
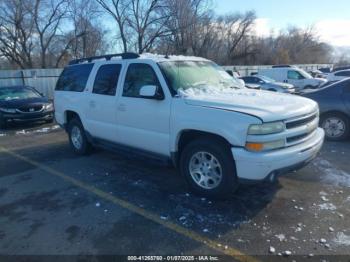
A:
[
  {"xmin": 71, "ymin": 126, "xmax": 83, "ymax": 149},
  {"xmin": 322, "ymin": 117, "xmax": 346, "ymax": 138},
  {"xmin": 189, "ymin": 152, "xmax": 222, "ymax": 190}
]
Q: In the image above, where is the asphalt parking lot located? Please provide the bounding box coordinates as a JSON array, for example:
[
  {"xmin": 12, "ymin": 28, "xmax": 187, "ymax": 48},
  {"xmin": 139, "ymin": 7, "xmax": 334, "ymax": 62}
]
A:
[{"xmin": 0, "ymin": 123, "xmax": 350, "ymax": 261}]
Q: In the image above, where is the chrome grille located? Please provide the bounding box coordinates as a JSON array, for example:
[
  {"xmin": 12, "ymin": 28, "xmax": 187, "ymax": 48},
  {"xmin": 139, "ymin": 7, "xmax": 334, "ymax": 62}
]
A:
[
  {"xmin": 17, "ymin": 105, "xmax": 43, "ymax": 113},
  {"xmin": 284, "ymin": 111, "xmax": 319, "ymax": 146},
  {"xmin": 286, "ymin": 114, "xmax": 317, "ymax": 129}
]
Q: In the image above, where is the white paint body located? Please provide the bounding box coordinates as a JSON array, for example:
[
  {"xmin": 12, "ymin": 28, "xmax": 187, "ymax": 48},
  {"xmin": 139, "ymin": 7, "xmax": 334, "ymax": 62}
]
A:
[
  {"xmin": 258, "ymin": 68, "xmax": 327, "ymax": 90},
  {"xmin": 55, "ymin": 54, "xmax": 325, "ymax": 182}
]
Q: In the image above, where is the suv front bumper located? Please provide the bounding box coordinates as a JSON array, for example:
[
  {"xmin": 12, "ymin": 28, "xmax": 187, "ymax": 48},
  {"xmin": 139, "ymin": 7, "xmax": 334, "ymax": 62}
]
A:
[{"xmin": 232, "ymin": 127, "xmax": 325, "ymax": 182}]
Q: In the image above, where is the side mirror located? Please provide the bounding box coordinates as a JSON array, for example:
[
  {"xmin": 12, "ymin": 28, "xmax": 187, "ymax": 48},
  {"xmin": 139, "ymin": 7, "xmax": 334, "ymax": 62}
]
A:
[{"xmin": 139, "ymin": 85, "xmax": 163, "ymax": 100}]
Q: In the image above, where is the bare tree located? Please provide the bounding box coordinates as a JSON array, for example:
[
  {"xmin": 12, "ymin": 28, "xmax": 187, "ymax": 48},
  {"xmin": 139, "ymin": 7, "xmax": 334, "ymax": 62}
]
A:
[
  {"xmin": 95, "ymin": 0, "xmax": 129, "ymax": 52},
  {"xmin": 164, "ymin": 0, "xmax": 212, "ymax": 55},
  {"xmin": 69, "ymin": 0, "xmax": 107, "ymax": 58},
  {"xmin": 126, "ymin": 0, "xmax": 173, "ymax": 53},
  {"xmin": 0, "ymin": 0, "xmax": 35, "ymax": 68},
  {"xmin": 31, "ymin": 0, "xmax": 68, "ymax": 68}
]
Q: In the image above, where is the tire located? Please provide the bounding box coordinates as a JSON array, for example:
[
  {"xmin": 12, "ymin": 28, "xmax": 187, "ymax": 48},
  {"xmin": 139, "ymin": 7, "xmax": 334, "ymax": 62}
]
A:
[
  {"xmin": 320, "ymin": 113, "xmax": 350, "ymax": 141},
  {"xmin": 67, "ymin": 118, "xmax": 91, "ymax": 155},
  {"xmin": 179, "ymin": 137, "xmax": 238, "ymax": 199}
]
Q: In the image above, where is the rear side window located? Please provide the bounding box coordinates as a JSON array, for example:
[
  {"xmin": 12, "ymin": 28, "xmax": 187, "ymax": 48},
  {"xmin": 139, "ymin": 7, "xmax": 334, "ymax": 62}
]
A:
[
  {"xmin": 93, "ymin": 64, "xmax": 121, "ymax": 96},
  {"xmin": 123, "ymin": 63, "xmax": 160, "ymax": 98},
  {"xmin": 55, "ymin": 64, "xmax": 93, "ymax": 92}
]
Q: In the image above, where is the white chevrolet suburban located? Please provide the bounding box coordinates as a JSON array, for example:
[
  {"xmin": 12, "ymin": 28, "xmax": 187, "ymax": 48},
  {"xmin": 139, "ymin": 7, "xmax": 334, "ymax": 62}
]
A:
[{"xmin": 54, "ymin": 53, "xmax": 325, "ymax": 199}]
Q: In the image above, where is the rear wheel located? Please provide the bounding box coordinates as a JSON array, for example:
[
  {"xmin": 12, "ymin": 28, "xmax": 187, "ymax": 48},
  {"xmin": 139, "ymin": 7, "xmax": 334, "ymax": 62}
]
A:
[
  {"xmin": 321, "ymin": 113, "xmax": 349, "ymax": 141},
  {"xmin": 180, "ymin": 138, "xmax": 238, "ymax": 199},
  {"xmin": 67, "ymin": 118, "xmax": 91, "ymax": 155}
]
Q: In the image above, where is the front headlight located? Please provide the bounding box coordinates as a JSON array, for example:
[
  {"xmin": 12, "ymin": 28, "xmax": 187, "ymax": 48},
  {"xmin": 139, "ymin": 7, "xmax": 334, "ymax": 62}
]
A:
[
  {"xmin": 0, "ymin": 107, "xmax": 16, "ymax": 113},
  {"xmin": 44, "ymin": 103, "xmax": 53, "ymax": 111},
  {"xmin": 248, "ymin": 121, "xmax": 285, "ymax": 135},
  {"xmin": 245, "ymin": 139, "xmax": 285, "ymax": 152}
]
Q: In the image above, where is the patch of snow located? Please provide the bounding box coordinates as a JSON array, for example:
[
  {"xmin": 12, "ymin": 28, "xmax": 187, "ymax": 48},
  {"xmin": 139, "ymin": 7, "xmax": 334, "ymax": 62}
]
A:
[
  {"xmin": 269, "ymin": 246, "xmax": 276, "ymax": 254},
  {"xmin": 283, "ymin": 251, "xmax": 292, "ymax": 256},
  {"xmin": 140, "ymin": 53, "xmax": 208, "ymax": 63},
  {"xmin": 333, "ymin": 232, "xmax": 350, "ymax": 246},
  {"xmin": 16, "ymin": 130, "xmax": 26, "ymax": 135},
  {"xmin": 319, "ymin": 238, "xmax": 327, "ymax": 244},
  {"xmin": 329, "ymin": 227, "xmax": 335, "ymax": 232},
  {"xmin": 160, "ymin": 216, "xmax": 168, "ymax": 220},
  {"xmin": 318, "ymin": 203, "xmax": 337, "ymax": 211},
  {"xmin": 313, "ymin": 158, "xmax": 350, "ymax": 187},
  {"xmin": 0, "ymin": 133, "xmax": 6, "ymax": 137},
  {"xmin": 203, "ymin": 229, "xmax": 209, "ymax": 233},
  {"xmin": 319, "ymin": 191, "xmax": 328, "ymax": 196},
  {"xmin": 321, "ymin": 196, "xmax": 329, "ymax": 202},
  {"xmin": 275, "ymin": 234, "xmax": 286, "ymax": 242},
  {"xmin": 95, "ymin": 202, "xmax": 100, "ymax": 207}
]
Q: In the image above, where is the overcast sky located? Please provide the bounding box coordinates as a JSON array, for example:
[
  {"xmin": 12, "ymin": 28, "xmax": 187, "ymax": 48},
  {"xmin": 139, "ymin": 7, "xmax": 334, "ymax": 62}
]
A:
[{"xmin": 215, "ymin": 0, "xmax": 350, "ymax": 47}]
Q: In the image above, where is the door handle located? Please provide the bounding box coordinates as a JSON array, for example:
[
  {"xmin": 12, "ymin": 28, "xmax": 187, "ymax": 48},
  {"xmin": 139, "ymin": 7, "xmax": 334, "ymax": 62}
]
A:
[
  {"xmin": 89, "ymin": 100, "xmax": 96, "ymax": 108},
  {"xmin": 117, "ymin": 104, "xmax": 126, "ymax": 112}
]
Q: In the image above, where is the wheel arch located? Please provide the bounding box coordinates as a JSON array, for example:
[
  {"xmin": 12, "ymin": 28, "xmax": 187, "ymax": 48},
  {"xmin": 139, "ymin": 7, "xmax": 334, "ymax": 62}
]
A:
[{"xmin": 172, "ymin": 129, "xmax": 233, "ymax": 167}]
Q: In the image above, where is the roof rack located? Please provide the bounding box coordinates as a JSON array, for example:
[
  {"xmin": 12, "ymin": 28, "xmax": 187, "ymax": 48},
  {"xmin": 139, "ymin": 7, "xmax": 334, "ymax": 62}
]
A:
[{"xmin": 69, "ymin": 52, "xmax": 140, "ymax": 65}]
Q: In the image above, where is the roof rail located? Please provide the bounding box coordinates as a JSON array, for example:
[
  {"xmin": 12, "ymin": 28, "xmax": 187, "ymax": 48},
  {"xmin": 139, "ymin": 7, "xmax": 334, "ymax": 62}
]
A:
[{"xmin": 69, "ymin": 52, "xmax": 140, "ymax": 65}]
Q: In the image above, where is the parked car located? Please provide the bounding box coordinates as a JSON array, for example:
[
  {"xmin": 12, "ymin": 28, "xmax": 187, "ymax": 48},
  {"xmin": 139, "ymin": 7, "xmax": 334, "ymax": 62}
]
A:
[
  {"xmin": 240, "ymin": 75, "xmax": 295, "ymax": 93},
  {"xmin": 55, "ymin": 53, "xmax": 324, "ymax": 199},
  {"xmin": 0, "ymin": 85, "xmax": 54, "ymax": 129},
  {"xmin": 309, "ymin": 69, "xmax": 326, "ymax": 79},
  {"xmin": 333, "ymin": 66, "xmax": 350, "ymax": 72},
  {"xmin": 303, "ymin": 78, "xmax": 350, "ymax": 141},
  {"xmin": 326, "ymin": 69, "xmax": 350, "ymax": 83},
  {"xmin": 258, "ymin": 67, "xmax": 327, "ymax": 91},
  {"xmin": 318, "ymin": 67, "xmax": 332, "ymax": 74}
]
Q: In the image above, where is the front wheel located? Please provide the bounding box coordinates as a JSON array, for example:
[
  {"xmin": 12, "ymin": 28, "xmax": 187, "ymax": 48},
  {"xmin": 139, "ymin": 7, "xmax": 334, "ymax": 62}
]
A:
[
  {"xmin": 67, "ymin": 118, "xmax": 91, "ymax": 155},
  {"xmin": 180, "ymin": 138, "xmax": 238, "ymax": 199},
  {"xmin": 321, "ymin": 113, "xmax": 349, "ymax": 141}
]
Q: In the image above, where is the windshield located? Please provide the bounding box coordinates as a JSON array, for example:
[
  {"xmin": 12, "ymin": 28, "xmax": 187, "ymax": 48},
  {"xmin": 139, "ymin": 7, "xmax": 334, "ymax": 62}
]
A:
[
  {"xmin": 298, "ymin": 69, "xmax": 313, "ymax": 79},
  {"xmin": 258, "ymin": 75, "xmax": 276, "ymax": 83},
  {"xmin": 158, "ymin": 61, "xmax": 243, "ymax": 93},
  {"xmin": 0, "ymin": 86, "xmax": 41, "ymax": 101}
]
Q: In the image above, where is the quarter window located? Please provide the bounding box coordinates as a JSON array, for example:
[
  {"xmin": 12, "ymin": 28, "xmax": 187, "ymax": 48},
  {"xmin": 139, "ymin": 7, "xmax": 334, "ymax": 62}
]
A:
[
  {"xmin": 55, "ymin": 64, "xmax": 93, "ymax": 92},
  {"xmin": 93, "ymin": 64, "xmax": 121, "ymax": 96},
  {"xmin": 123, "ymin": 63, "xmax": 161, "ymax": 98}
]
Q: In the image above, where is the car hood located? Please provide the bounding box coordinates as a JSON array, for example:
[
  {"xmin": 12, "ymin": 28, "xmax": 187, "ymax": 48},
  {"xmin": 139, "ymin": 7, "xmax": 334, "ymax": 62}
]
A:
[
  {"xmin": 0, "ymin": 97, "xmax": 49, "ymax": 109},
  {"xmin": 181, "ymin": 87, "xmax": 318, "ymax": 122}
]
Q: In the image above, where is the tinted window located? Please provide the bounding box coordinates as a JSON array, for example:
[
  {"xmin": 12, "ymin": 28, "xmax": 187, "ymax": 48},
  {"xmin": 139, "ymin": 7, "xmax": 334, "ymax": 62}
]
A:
[
  {"xmin": 335, "ymin": 71, "xmax": 350, "ymax": 77},
  {"xmin": 287, "ymin": 70, "xmax": 304, "ymax": 80},
  {"xmin": 242, "ymin": 77, "xmax": 256, "ymax": 83},
  {"xmin": 55, "ymin": 64, "xmax": 93, "ymax": 92},
  {"xmin": 93, "ymin": 64, "xmax": 121, "ymax": 96},
  {"xmin": 123, "ymin": 64, "xmax": 160, "ymax": 98}
]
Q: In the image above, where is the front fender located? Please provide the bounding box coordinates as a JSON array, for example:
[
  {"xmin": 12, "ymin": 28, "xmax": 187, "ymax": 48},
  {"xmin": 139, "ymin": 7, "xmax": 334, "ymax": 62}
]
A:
[{"xmin": 170, "ymin": 100, "xmax": 261, "ymax": 152}]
